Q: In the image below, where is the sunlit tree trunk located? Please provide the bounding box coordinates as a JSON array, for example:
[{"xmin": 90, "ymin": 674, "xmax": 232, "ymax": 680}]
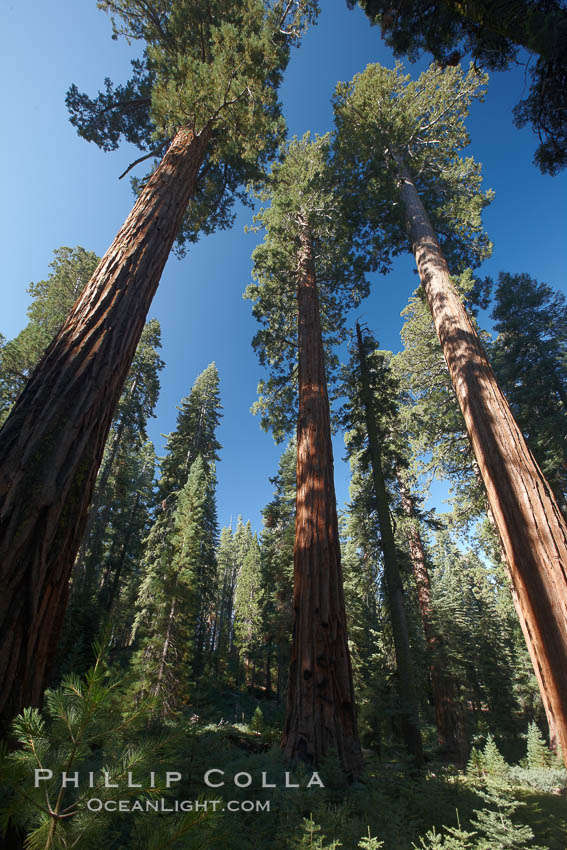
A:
[
  {"xmin": 282, "ymin": 217, "xmax": 363, "ymax": 777},
  {"xmin": 481, "ymin": 497, "xmax": 560, "ymax": 752},
  {"xmin": 0, "ymin": 125, "xmax": 212, "ymax": 732},
  {"xmin": 394, "ymin": 152, "xmax": 567, "ymax": 767},
  {"xmin": 355, "ymin": 323, "xmax": 424, "ymax": 766}
]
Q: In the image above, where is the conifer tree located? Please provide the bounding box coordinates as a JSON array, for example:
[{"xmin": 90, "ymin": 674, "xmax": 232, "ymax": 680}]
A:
[
  {"xmin": 526, "ymin": 721, "xmax": 552, "ymax": 769},
  {"xmin": 343, "ymin": 323, "xmax": 468, "ymax": 760},
  {"xmin": 342, "ymin": 324, "xmax": 423, "ymax": 765},
  {"xmin": 52, "ymin": 320, "xmax": 163, "ymax": 678},
  {"xmin": 334, "ymin": 61, "xmax": 567, "ymax": 767},
  {"xmin": 132, "ymin": 454, "xmax": 217, "ymax": 713},
  {"xmin": 0, "ymin": 247, "xmax": 99, "ymax": 425},
  {"xmin": 246, "ymin": 135, "xmax": 368, "ymax": 774},
  {"xmin": 158, "ymin": 362, "xmax": 222, "ymax": 499},
  {"xmin": 349, "ymin": 0, "xmax": 567, "ymax": 173},
  {"xmin": 211, "ymin": 525, "xmax": 239, "ymax": 672},
  {"xmin": 233, "ymin": 532, "xmax": 264, "ymax": 686},
  {"xmin": 394, "ymin": 281, "xmax": 558, "ymax": 747},
  {"xmin": 431, "ymin": 531, "xmax": 534, "ymax": 739},
  {"xmin": 340, "ymin": 510, "xmax": 385, "ymax": 751},
  {"xmin": 130, "ymin": 364, "xmax": 221, "ymax": 710},
  {"xmin": 0, "ymin": 0, "xmax": 316, "ymax": 731},
  {"xmin": 260, "ymin": 438, "xmax": 297, "ymax": 701},
  {"xmin": 259, "ymin": 441, "xmax": 296, "ymax": 700}
]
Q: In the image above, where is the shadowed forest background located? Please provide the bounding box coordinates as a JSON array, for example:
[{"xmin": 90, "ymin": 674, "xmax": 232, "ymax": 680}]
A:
[{"xmin": 1, "ymin": 1, "xmax": 567, "ymax": 849}]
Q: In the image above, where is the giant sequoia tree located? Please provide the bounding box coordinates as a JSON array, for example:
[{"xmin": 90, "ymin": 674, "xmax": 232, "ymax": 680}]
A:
[
  {"xmin": 349, "ymin": 0, "xmax": 567, "ymax": 173},
  {"xmin": 0, "ymin": 0, "xmax": 316, "ymax": 732},
  {"xmin": 334, "ymin": 61, "xmax": 567, "ymax": 766},
  {"xmin": 246, "ymin": 135, "xmax": 370, "ymax": 775}
]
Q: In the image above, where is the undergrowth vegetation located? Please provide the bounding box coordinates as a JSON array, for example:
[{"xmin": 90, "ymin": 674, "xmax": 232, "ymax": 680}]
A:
[{"xmin": 1, "ymin": 649, "xmax": 565, "ymax": 850}]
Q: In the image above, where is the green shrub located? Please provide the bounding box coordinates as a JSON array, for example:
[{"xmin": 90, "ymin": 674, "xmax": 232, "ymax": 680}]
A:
[
  {"xmin": 250, "ymin": 705, "xmax": 265, "ymax": 733},
  {"xmin": 509, "ymin": 765, "xmax": 567, "ymax": 793},
  {"xmin": 526, "ymin": 722, "xmax": 551, "ymax": 768}
]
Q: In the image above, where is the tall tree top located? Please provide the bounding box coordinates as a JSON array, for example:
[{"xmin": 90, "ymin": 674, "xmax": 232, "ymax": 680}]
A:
[
  {"xmin": 348, "ymin": 0, "xmax": 567, "ymax": 174},
  {"xmin": 333, "ymin": 61, "xmax": 493, "ymax": 273},
  {"xmin": 245, "ymin": 134, "xmax": 370, "ymax": 440},
  {"xmin": 66, "ymin": 0, "xmax": 318, "ymax": 252},
  {"xmin": 158, "ymin": 362, "xmax": 222, "ymax": 497}
]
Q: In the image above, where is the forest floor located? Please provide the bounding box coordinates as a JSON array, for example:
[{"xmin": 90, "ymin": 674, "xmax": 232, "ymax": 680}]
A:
[
  {"xmin": 3, "ymin": 675, "xmax": 566, "ymax": 849},
  {"xmin": 160, "ymin": 682, "xmax": 567, "ymax": 850}
]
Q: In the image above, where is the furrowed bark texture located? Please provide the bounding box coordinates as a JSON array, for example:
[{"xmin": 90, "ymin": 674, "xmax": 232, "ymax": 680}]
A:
[
  {"xmin": 355, "ymin": 324, "xmax": 424, "ymax": 766},
  {"xmin": 397, "ymin": 471, "xmax": 467, "ymax": 761},
  {"xmin": 395, "ymin": 154, "xmax": 567, "ymax": 767},
  {"xmin": 282, "ymin": 217, "xmax": 363, "ymax": 777},
  {"xmin": 0, "ymin": 125, "xmax": 211, "ymax": 732},
  {"xmin": 482, "ymin": 498, "xmax": 560, "ymax": 751}
]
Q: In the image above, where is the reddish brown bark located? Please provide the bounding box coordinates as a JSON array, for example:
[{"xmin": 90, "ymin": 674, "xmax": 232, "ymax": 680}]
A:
[
  {"xmin": 0, "ymin": 125, "xmax": 211, "ymax": 732},
  {"xmin": 481, "ymin": 499, "xmax": 560, "ymax": 751},
  {"xmin": 355, "ymin": 324, "xmax": 424, "ymax": 766},
  {"xmin": 395, "ymin": 153, "xmax": 567, "ymax": 768},
  {"xmin": 282, "ymin": 216, "xmax": 363, "ymax": 777},
  {"xmin": 397, "ymin": 472, "xmax": 467, "ymax": 761}
]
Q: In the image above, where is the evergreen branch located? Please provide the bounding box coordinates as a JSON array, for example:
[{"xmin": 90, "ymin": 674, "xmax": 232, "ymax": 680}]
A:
[
  {"xmin": 119, "ymin": 142, "xmax": 170, "ymax": 180},
  {"xmin": 97, "ymin": 95, "xmax": 151, "ymax": 116}
]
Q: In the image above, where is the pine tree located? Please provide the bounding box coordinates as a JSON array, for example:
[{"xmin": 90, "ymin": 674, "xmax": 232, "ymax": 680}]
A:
[
  {"xmin": 130, "ymin": 365, "xmax": 221, "ymax": 713},
  {"xmin": 470, "ymin": 783, "xmax": 544, "ymax": 850},
  {"xmin": 340, "ymin": 509, "xmax": 385, "ymax": 752},
  {"xmin": 211, "ymin": 525, "xmax": 239, "ymax": 673},
  {"xmin": 0, "ymin": 247, "xmax": 99, "ymax": 425},
  {"xmin": 0, "ymin": 0, "xmax": 316, "ymax": 732},
  {"xmin": 246, "ymin": 135, "xmax": 368, "ymax": 774},
  {"xmin": 342, "ymin": 324, "xmax": 423, "ymax": 765},
  {"xmin": 132, "ymin": 454, "xmax": 217, "ymax": 713},
  {"xmin": 158, "ymin": 362, "xmax": 222, "ymax": 499},
  {"xmin": 431, "ymin": 532, "xmax": 531, "ymax": 740},
  {"xmin": 259, "ymin": 442, "xmax": 296, "ymax": 700},
  {"xmin": 233, "ymin": 533, "xmax": 264, "ymax": 686},
  {"xmin": 525, "ymin": 721, "xmax": 551, "ymax": 769},
  {"xmin": 334, "ymin": 61, "xmax": 567, "ymax": 767}
]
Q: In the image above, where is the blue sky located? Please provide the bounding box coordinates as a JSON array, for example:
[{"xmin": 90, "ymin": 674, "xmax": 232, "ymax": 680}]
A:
[{"xmin": 1, "ymin": 0, "xmax": 566, "ymax": 532}]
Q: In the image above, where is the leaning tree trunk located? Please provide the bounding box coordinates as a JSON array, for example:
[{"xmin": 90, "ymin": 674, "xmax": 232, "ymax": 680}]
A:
[
  {"xmin": 394, "ymin": 152, "xmax": 567, "ymax": 768},
  {"xmin": 481, "ymin": 493, "xmax": 560, "ymax": 752},
  {"xmin": 0, "ymin": 124, "xmax": 212, "ymax": 733},
  {"xmin": 282, "ymin": 215, "xmax": 363, "ymax": 777},
  {"xmin": 355, "ymin": 324, "xmax": 424, "ymax": 766},
  {"xmin": 396, "ymin": 470, "xmax": 467, "ymax": 762}
]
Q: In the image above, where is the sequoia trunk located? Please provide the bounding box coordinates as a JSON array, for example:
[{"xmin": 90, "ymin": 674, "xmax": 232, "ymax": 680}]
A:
[
  {"xmin": 355, "ymin": 324, "xmax": 424, "ymax": 766},
  {"xmin": 0, "ymin": 125, "xmax": 211, "ymax": 732},
  {"xmin": 395, "ymin": 153, "xmax": 567, "ymax": 767},
  {"xmin": 397, "ymin": 471, "xmax": 467, "ymax": 761},
  {"xmin": 282, "ymin": 216, "xmax": 363, "ymax": 777}
]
